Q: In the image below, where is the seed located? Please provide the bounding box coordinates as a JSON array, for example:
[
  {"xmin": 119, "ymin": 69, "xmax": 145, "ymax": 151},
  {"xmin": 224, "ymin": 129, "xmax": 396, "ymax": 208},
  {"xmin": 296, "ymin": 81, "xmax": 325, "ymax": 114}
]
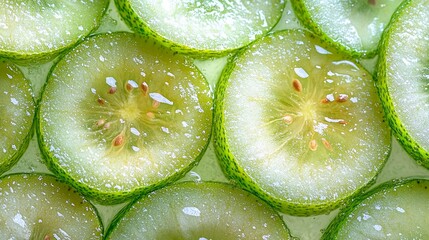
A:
[
  {"xmin": 44, "ymin": 235, "xmax": 51, "ymax": 240},
  {"xmin": 292, "ymin": 79, "xmax": 302, "ymax": 92},
  {"xmin": 126, "ymin": 82, "xmax": 133, "ymax": 91},
  {"xmin": 321, "ymin": 98, "xmax": 330, "ymax": 104},
  {"xmin": 97, "ymin": 98, "xmax": 105, "ymax": 105},
  {"xmin": 309, "ymin": 139, "xmax": 318, "ymax": 151},
  {"xmin": 95, "ymin": 119, "xmax": 105, "ymax": 127},
  {"xmin": 141, "ymin": 82, "xmax": 149, "ymax": 95},
  {"xmin": 113, "ymin": 134, "xmax": 125, "ymax": 146},
  {"xmin": 146, "ymin": 111, "xmax": 155, "ymax": 119},
  {"xmin": 337, "ymin": 94, "xmax": 348, "ymax": 102},
  {"xmin": 338, "ymin": 120, "xmax": 347, "ymax": 124},
  {"xmin": 152, "ymin": 100, "xmax": 160, "ymax": 109},
  {"xmin": 322, "ymin": 138, "xmax": 332, "ymax": 151},
  {"xmin": 283, "ymin": 115, "xmax": 293, "ymax": 124},
  {"xmin": 108, "ymin": 87, "xmax": 117, "ymax": 94},
  {"xmin": 368, "ymin": 0, "xmax": 376, "ymax": 5}
]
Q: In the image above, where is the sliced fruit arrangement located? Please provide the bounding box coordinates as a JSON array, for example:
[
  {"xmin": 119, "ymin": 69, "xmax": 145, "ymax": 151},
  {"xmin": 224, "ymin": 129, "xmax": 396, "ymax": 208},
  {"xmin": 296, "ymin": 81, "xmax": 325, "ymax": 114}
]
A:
[
  {"xmin": 0, "ymin": 173, "xmax": 103, "ymax": 239},
  {"xmin": 214, "ymin": 29, "xmax": 391, "ymax": 216},
  {"xmin": 291, "ymin": 0, "xmax": 404, "ymax": 58},
  {"xmin": 0, "ymin": 60, "xmax": 35, "ymax": 175},
  {"xmin": 115, "ymin": 0, "xmax": 285, "ymax": 57},
  {"xmin": 0, "ymin": 0, "xmax": 109, "ymax": 62},
  {"xmin": 37, "ymin": 32, "xmax": 213, "ymax": 204},
  {"xmin": 376, "ymin": 0, "xmax": 429, "ymax": 168},
  {"xmin": 105, "ymin": 181, "xmax": 292, "ymax": 239},
  {"xmin": 322, "ymin": 178, "xmax": 429, "ymax": 239}
]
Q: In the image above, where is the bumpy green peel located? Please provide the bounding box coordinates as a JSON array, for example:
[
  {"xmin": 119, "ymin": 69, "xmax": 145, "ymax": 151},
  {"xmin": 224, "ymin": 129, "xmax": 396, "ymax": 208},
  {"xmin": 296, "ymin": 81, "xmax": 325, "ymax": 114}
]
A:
[{"xmin": 376, "ymin": 0, "xmax": 429, "ymax": 168}]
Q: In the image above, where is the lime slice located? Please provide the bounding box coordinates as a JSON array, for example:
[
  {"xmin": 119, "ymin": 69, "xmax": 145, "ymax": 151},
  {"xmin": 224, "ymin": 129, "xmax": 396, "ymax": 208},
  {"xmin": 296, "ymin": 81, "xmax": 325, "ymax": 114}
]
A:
[
  {"xmin": 322, "ymin": 178, "xmax": 429, "ymax": 239},
  {"xmin": 37, "ymin": 32, "xmax": 213, "ymax": 204},
  {"xmin": 0, "ymin": 0, "xmax": 109, "ymax": 62},
  {"xmin": 376, "ymin": 0, "xmax": 429, "ymax": 168},
  {"xmin": 105, "ymin": 181, "xmax": 293, "ymax": 239},
  {"xmin": 214, "ymin": 29, "xmax": 391, "ymax": 216},
  {"xmin": 291, "ymin": 0, "xmax": 404, "ymax": 58},
  {"xmin": 0, "ymin": 60, "xmax": 35, "ymax": 174},
  {"xmin": 0, "ymin": 173, "xmax": 103, "ymax": 239},
  {"xmin": 115, "ymin": 0, "xmax": 285, "ymax": 57}
]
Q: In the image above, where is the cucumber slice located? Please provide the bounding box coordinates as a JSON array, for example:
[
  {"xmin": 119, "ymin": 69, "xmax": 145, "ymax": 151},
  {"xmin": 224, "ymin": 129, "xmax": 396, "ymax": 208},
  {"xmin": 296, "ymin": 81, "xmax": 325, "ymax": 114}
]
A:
[
  {"xmin": 291, "ymin": 0, "xmax": 404, "ymax": 58},
  {"xmin": 37, "ymin": 32, "xmax": 213, "ymax": 204},
  {"xmin": 0, "ymin": 61, "xmax": 35, "ymax": 174},
  {"xmin": 105, "ymin": 181, "xmax": 292, "ymax": 239},
  {"xmin": 0, "ymin": 173, "xmax": 103, "ymax": 239},
  {"xmin": 376, "ymin": 0, "xmax": 429, "ymax": 168},
  {"xmin": 114, "ymin": 0, "xmax": 285, "ymax": 57},
  {"xmin": 322, "ymin": 178, "xmax": 429, "ymax": 239},
  {"xmin": 214, "ymin": 29, "xmax": 391, "ymax": 216},
  {"xmin": 0, "ymin": 0, "xmax": 109, "ymax": 61}
]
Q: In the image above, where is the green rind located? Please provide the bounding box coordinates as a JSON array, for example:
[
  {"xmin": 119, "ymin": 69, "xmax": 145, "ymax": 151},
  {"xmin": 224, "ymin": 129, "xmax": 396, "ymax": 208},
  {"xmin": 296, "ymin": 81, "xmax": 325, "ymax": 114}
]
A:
[
  {"xmin": 321, "ymin": 177, "xmax": 429, "ymax": 239},
  {"xmin": 290, "ymin": 0, "xmax": 366, "ymax": 58},
  {"xmin": 104, "ymin": 181, "xmax": 292, "ymax": 239},
  {"xmin": 0, "ymin": 172, "xmax": 104, "ymax": 238},
  {"xmin": 213, "ymin": 29, "xmax": 390, "ymax": 216},
  {"xmin": 375, "ymin": 0, "xmax": 429, "ymax": 168},
  {"xmin": 291, "ymin": 0, "xmax": 392, "ymax": 59},
  {"xmin": 0, "ymin": 1, "xmax": 109, "ymax": 64},
  {"xmin": 114, "ymin": 0, "xmax": 285, "ymax": 58},
  {"xmin": 36, "ymin": 32, "xmax": 213, "ymax": 205},
  {"xmin": 0, "ymin": 61, "xmax": 36, "ymax": 175}
]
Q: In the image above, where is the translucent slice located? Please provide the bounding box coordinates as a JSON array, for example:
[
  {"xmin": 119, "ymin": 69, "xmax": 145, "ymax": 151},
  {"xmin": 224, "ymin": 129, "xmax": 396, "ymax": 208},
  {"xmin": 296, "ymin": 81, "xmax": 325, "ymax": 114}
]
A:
[
  {"xmin": 0, "ymin": 0, "xmax": 109, "ymax": 61},
  {"xmin": 376, "ymin": 0, "xmax": 429, "ymax": 168},
  {"xmin": 214, "ymin": 29, "xmax": 391, "ymax": 216},
  {"xmin": 105, "ymin": 181, "xmax": 292, "ymax": 239},
  {"xmin": 37, "ymin": 32, "xmax": 213, "ymax": 204},
  {"xmin": 0, "ymin": 60, "xmax": 35, "ymax": 174},
  {"xmin": 115, "ymin": 0, "xmax": 285, "ymax": 57},
  {"xmin": 291, "ymin": 0, "xmax": 404, "ymax": 58},
  {"xmin": 322, "ymin": 178, "xmax": 429, "ymax": 239},
  {"xmin": 0, "ymin": 173, "xmax": 103, "ymax": 239}
]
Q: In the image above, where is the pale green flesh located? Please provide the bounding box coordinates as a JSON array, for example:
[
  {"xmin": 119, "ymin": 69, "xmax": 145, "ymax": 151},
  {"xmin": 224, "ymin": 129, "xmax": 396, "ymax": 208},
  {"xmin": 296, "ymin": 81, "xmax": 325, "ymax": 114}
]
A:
[
  {"xmin": 38, "ymin": 32, "xmax": 212, "ymax": 197},
  {"xmin": 335, "ymin": 179, "xmax": 429, "ymax": 239},
  {"xmin": 0, "ymin": 61, "xmax": 35, "ymax": 173},
  {"xmin": 222, "ymin": 30, "xmax": 390, "ymax": 207},
  {"xmin": 0, "ymin": 173, "xmax": 102, "ymax": 239},
  {"xmin": 294, "ymin": 0, "xmax": 403, "ymax": 56},
  {"xmin": 106, "ymin": 181, "xmax": 291, "ymax": 239},
  {"xmin": 123, "ymin": 0, "xmax": 284, "ymax": 52},
  {"xmin": 382, "ymin": 0, "xmax": 429, "ymax": 152},
  {"xmin": 0, "ymin": 0, "xmax": 108, "ymax": 57}
]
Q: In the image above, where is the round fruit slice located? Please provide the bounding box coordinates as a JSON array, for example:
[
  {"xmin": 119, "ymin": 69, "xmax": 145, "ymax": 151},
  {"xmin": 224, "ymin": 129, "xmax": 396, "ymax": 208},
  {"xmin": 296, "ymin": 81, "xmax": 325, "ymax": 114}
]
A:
[
  {"xmin": 376, "ymin": 0, "xmax": 429, "ymax": 168},
  {"xmin": 105, "ymin": 181, "xmax": 292, "ymax": 239},
  {"xmin": 214, "ymin": 29, "xmax": 391, "ymax": 216},
  {"xmin": 0, "ymin": 60, "xmax": 35, "ymax": 175},
  {"xmin": 0, "ymin": 0, "xmax": 109, "ymax": 62},
  {"xmin": 0, "ymin": 173, "xmax": 103, "ymax": 239},
  {"xmin": 37, "ymin": 32, "xmax": 213, "ymax": 204},
  {"xmin": 291, "ymin": 0, "xmax": 404, "ymax": 58},
  {"xmin": 322, "ymin": 178, "xmax": 429, "ymax": 239},
  {"xmin": 114, "ymin": 0, "xmax": 285, "ymax": 57}
]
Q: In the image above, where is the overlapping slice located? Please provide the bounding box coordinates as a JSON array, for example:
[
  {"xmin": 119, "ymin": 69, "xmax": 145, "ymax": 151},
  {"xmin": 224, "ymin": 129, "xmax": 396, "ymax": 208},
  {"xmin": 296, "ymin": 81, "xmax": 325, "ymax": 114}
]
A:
[
  {"xmin": 0, "ymin": 0, "xmax": 109, "ymax": 61},
  {"xmin": 105, "ymin": 181, "xmax": 292, "ymax": 239},
  {"xmin": 0, "ymin": 60, "xmax": 35, "ymax": 175},
  {"xmin": 214, "ymin": 29, "xmax": 391, "ymax": 216},
  {"xmin": 376, "ymin": 0, "xmax": 429, "ymax": 168},
  {"xmin": 322, "ymin": 178, "xmax": 429, "ymax": 239},
  {"xmin": 115, "ymin": 0, "xmax": 285, "ymax": 57},
  {"xmin": 291, "ymin": 0, "xmax": 404, "ymax": 58},
  {"xmin": 37, "ymin": 32, "xmax": 213, "ymax": 204},
  {"xmin": 0, "ymin": 173, "xmax": 103, "ymax": 239}
]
